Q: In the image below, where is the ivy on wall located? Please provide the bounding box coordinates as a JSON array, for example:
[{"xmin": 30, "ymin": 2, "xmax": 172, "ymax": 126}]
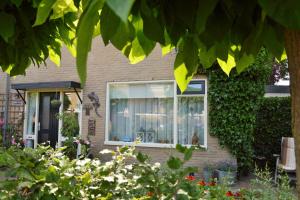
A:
[
  {"xmin": 254, "ymin": 97, "xmax": 292, "ymax": 170},
  {"xmin": 208, "ymin": 49, "xmax": 272, "ymax": 171}
]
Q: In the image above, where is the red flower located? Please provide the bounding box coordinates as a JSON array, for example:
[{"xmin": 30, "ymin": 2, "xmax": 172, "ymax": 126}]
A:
[
  {"xmin": 226, "ymin": 191, "xmax": 234, "ymax": 197},
  {"xmin": 147, "ymin": 191, "xmax": 154, "ymax": 196},
  {"xmin": 208, "ymin": 181, "xmax": 216, "ymax": 186},
  {"xmin": 198, "ymin": 180, "xmax": 206, "ymax": 186},
  {"xmin": 185, "ymin": 175, "xmax": 196, "ymax": 181}
]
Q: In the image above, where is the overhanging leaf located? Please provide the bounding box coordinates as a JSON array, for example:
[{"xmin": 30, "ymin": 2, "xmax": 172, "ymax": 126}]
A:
[
  {"xmin": 174, "ymin": 51, "xmax": 193, "ymax": 93},
  {"xmin": 167, "ymin": 156, "xmax": 182, "ymax": 169},
  {"xmin": 76, "ymin": 0, "xmax": 103, "ymax": 84},
  {"xmin": 259, "ymin": 0, "xmax": 300, "ymax": 29},
  {"xmin": 195, "ymin": 0, "xmax": 218, "ymax": 34},
  {"xmin": 106, "ymin": 0, "xmax": 135, "ymax": 22},
  {"xmin": 217, "ymin": 54, "xmax": 236, "ymax": 76},
  {"xmin": 236, "ymin": 53, "xmax": 255, "ymax": 74},
  {"xmin": 0, "ymin": 12, "xmax": 16, "ymax": 42},
  {"xmin": 33, "ymin": 0, "xmax": 56, "ymax": 26},
  {"xmin": 50, "ymin": 0, "xmax": 78, "ymax": 20}
]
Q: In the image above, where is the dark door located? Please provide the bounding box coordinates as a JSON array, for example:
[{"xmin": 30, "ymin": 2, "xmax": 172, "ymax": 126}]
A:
[{"xmin": 38, "ymin": 93, "xmax": 60, "ymax": 148}]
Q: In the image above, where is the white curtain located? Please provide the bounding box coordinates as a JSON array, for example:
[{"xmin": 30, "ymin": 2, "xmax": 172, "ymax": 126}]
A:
[
  {"xmin": 177, "ymin": 96, "xmax": 205, "ymax": 145},
  {"xmin": 109, "ymin": 98, "xmax": 173, "ymax": 144}
]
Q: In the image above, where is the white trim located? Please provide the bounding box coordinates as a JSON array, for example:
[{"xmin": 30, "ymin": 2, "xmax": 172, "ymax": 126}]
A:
[
  {"xmin": 173, "ymin": 80, "xmax": 178, "ymax": 146},
  {"xmin": 22, "ymin": 92, "xmax": 28, "ymax": 143},
  {"xmin": 34, "ymin": 93, "xmax": 39, "ymax": 148},
  {"xmin": 58, "ymin": 91, "xmax": 64, "ymax": 147},
  {"xmin": 105, "ymin": 79, "xmax": 208, "ymax": 148}
]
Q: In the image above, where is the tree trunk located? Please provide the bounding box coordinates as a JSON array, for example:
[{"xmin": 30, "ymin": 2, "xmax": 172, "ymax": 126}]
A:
[{"xmin": 285, "ymin": 29, "xmax": 300, "ymax": 198}]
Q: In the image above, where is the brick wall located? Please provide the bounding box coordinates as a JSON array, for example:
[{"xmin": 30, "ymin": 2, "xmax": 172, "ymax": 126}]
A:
[{"xmin": 12, "ymin": 39, "xmax": 235, "ymax": 170}]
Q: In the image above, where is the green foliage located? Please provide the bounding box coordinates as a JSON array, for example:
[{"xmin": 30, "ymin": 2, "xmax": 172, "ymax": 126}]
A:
[
  {"xmin": 208, "ymin": 49, "xmax": 272, "ymax": 171},
  {"xmin": 0, "ymin": 144, "xmax": 205, "ymax": 199},
  {"xmin": 241, "ymin": 167, "xmax": 296, "ymax": 199},
  {"xmin": 0, "ymin": 0, "xmax": 77, "ymax": 75},
  {"xmin": 57, "ymin": 111, "xmax": 79, "ymax": 158},
  {"xmin": 254, "ymin": 97, "xmax": 292, "ymax": 170}
]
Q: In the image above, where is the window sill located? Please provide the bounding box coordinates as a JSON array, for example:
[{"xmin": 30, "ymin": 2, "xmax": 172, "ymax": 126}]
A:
[{"xmin": 104, "ymin": 141, "xmax": 207, "ymax": 149}]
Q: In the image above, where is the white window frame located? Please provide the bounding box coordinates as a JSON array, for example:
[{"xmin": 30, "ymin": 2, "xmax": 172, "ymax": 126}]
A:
[{"xmin": 105, "ymin": 79, "xmax": 207, "ymax": 148}]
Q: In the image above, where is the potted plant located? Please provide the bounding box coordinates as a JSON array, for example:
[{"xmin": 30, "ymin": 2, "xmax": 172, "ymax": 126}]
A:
[
  {"xmin": 216, "ymin": 161, "xmax": 237, "ymax": 184},
  {"xmin": 202, "ymin": 163, "xmax": 215, "ymax": 182},
  {"xmin": 50, "ymin": 99, "xmax": 62, "ymax": 109}
]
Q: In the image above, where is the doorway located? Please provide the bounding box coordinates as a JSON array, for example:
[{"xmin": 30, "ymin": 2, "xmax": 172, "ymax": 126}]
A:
[{"xmin": 38, "ymin": 92, "xmax": 60, "ymax": 148}]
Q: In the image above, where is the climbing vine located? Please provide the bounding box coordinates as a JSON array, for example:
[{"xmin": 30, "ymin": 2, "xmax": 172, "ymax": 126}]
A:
[{"xmin": 208, "ymin": 49, "xmax": 272, "ymax": 172}]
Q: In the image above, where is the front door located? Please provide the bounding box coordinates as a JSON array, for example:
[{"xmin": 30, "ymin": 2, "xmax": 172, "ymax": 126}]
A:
[{"xmin": 38, "ymin": 93, "xmax": 59, "ymax": 148}]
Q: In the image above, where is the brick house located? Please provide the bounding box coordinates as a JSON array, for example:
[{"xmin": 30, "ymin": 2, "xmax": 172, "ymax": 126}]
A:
[{"xmin": 1, "ymin": 40, "xmax": 235, "ymax": 168}]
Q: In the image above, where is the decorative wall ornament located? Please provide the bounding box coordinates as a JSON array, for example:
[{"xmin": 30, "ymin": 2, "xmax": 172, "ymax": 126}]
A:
[
  {"xmin": 88, "ymin": 118, "xmax": 96, "ymax": 136},
  {"xmin": 87, "ymin": 92, "xmax": 101, "ymax": 117},
  {"xmin": 83, "ymin": 103, "xmax": 93, "ymax": 116}
]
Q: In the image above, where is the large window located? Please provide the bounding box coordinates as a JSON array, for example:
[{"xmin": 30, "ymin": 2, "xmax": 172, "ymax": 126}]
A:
[{"xmin": 106, "ymin": 80, "xmax": 207, "ymax": 147}]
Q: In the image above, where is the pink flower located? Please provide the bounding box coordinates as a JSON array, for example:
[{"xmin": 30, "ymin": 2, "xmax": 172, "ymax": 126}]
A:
[
  {"xmin": 11, "ymin": 138, "xmax": 16, "ymax": 145},
  {"xmin": 84, "ymin": 140, "xmax": 90, "ymax": 145},
  {"xmin": 74, "ymin": 139, "xmax": 80, "ymax": 144}
]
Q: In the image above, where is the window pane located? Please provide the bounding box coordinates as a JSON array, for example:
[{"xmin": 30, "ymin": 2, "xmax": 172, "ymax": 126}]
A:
[
  {"xmin": 41, "ymin": 96, "xmax": 50, "ymax": 130},
  {"xmin": 26, "ymin": 93, "xmax": 37, "ymax": 135},
  {"xmin": 109, "ymin": 83, "xmax": 174, "ymax": 144},
  {"xmin": 177, "ymin": 96, "xmax": 205, "ymax": 146}
]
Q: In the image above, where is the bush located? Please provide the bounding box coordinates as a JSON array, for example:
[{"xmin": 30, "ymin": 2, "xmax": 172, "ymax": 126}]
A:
[{"xmin": 254, "ymin": 97, "xmax": 292, "ymax": 170}]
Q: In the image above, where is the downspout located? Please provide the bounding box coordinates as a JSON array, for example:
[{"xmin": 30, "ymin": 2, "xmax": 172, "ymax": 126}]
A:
[{"xmin": 3, "ymin": 74, "xmax": 10, "ymax": 146}]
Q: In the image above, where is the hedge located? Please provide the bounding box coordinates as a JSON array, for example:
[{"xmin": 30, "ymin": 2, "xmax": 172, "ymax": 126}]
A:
[{"xmin": 254, "ymin": 97, "xmax": 292, "ymax": 170}]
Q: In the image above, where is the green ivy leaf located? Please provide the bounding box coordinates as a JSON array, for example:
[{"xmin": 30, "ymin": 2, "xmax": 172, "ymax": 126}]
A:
[
  {"xmin": 0, "ymin": 12, "xmax": 15, "ymax": 42},
  {"xmin": 76, "ymin": 0, "xmax": 103, "ymax": 84},
  {"xmin": 106, "ymin": 0, "xmax": 135, "ymax": 22},
  {"xmin": 33, "ymin": 0, "xmax": 56, "ymax": 26},
  {"xmin": 167, "ymin": 156, "xmax": 182, "ymax": 170}
]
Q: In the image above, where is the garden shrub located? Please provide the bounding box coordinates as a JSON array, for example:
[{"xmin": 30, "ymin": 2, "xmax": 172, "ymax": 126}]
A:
[
  {"xmin": 208, "ymin": 49, "xmax": 272, "ymax": 172},
  {"xmin": 254, "ymin": 97, "xmax": 292, "ymax": 170}
]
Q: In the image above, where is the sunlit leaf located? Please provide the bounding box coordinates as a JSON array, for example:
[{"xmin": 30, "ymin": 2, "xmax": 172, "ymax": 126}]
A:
[
  {"xmin": 33, "ymin": 0, "xmax": 56, "ymax": 26},
  {"xmin": 106, "ymin": 0, "xmax": 135, "ymax": 22},
  {"xmin": 76, "ymin": 0, "xmax": 103, "ymax": 84},
  {"xmin": 217, "ymin": 54, "xmax": 236, "ymax": 76},
  {"xmin": 50, "ymin": 0, "xmax": 78, "ymax": 20},
  {"xmin": 236, "ymin": 53, "xmax": 255, "ymax": 74},
  {"xmin": 174, "ymin": 51, "xmax": 193, "ymax": 93}
]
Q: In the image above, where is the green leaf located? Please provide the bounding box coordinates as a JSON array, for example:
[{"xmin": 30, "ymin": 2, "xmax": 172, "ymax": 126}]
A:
[
  {"xmin": 49, "ymin": 47, "xmax": 61, "ymax": 66},
  {"xmin": 106, "ymin": 0, "xmax": 135, "ymax": 22},
  {"xmin": 33, "ymin": 0, "xmax": 56, "ymax": 26},
  {"xmin": 50, "ymin": 0, "xmax": 78, "ymax": 20},
  {"xmin": 199, "ymin": 44, "xmax": 216, "ymax": 68},
  {"xmin": 174, "ymin": 51, "xmax": 193, "ymax": 93},
  {"xmin": 195, "ymin": 0, "xmax": 218, "ymax": 34},
  {"xmin": 184, "ymin": 147, "xmax": 193, "ymax": 161},
  {"xmin": 176, "ymin": 144, "xmax": 187, "ymax": 154},
  {"xmin": 100, "ymin": 4, "xmax": 121, "ymax": 45},
  {"xmin": 11, "ymin": 0, "xmax": 22, "ymax": 7},
  {"xmin": 140, "ymin": 0, "xmax": 165, "ymax": 44},
  {"xmin": 176, "ymin": 194, "xmax": 189, "ymax": 200},
  {"xmin": 262, "ymin": 24, "xmax": 285, "ymax": 60},
  {"xmin": 236, "ymin": 53, "xmax": 255, "ymax": 74},
  {"xmin": 183, "ymin": 36, "xmax": 199, "ymax": 76},
  {"xmin": 259, "ymin": 0, "xmax": 300, "ymax": 29},
  {"xmin": 167, "ymin": 156, "xmax": 182, "ymax": 170},
  {"xmin": 0, "ymin": 12, "xmax": 16, "ymax": 42},
  {"xmin": 76, "ymin": 0, "xmax": 103, "ymax": 84},
  {"xmin": 217, "ymin": 54, "xmax": 236, "ymax": 76},
  {"xmin": 136, "ymin": 152, "xmax": 148, "ymax": 163}
]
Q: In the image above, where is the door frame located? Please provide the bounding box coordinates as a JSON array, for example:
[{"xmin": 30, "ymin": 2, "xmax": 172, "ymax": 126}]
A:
[{"xmin": 23, "ymin": 89, "xmax": 83, "ymax": 149}]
